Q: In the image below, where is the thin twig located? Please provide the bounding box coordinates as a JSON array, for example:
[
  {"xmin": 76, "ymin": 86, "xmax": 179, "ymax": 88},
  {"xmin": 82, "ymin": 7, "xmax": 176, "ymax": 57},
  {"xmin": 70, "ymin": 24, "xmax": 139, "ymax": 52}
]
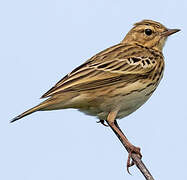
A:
[{"xmin": 131, "ymin": 153, "xmax": 155, "ymax": 180}]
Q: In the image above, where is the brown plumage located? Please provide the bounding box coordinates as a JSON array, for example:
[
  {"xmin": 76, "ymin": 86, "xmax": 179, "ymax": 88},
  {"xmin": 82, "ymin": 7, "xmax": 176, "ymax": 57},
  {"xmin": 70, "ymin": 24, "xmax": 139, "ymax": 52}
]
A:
[{"xmin": 11, "ymin": 19, "xmax": 180, "ymax": 173}]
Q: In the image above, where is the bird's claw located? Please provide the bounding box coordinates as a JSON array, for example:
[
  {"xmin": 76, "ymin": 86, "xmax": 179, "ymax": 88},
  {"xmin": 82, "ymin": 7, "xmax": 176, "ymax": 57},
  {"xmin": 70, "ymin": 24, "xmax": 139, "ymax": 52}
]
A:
[
  {"xmin": 96, "ymin": 120, "xmax": 108, "ymax": 127},
  {"xmin": 126, "ymin": 146, "xmax": 142, "ymax": 174}
]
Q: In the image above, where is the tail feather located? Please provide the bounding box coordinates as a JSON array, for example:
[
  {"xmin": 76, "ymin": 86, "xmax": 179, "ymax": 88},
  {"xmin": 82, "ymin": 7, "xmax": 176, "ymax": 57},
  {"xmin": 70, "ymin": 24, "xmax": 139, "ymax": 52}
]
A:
[
  {"xmin": 11, "ymin": 93, "xmax": 77, "ymax": 123},
  {"xmin": 10, "ymin": 102, "xmax": 50, "ymax": 123}
]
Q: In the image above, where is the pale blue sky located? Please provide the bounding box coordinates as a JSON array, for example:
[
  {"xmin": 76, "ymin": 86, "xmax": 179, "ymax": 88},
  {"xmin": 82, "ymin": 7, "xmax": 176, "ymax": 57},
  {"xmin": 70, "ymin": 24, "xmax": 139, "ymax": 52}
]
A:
[{"xmin": 1, "ymin": 0, "xmax": 186, "ymax": 179}]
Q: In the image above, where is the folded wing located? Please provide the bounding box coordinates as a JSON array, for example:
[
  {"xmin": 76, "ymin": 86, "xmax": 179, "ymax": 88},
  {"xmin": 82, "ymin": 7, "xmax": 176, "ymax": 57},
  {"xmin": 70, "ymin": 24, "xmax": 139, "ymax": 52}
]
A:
[{"xmin": 41, "ymin": 44, "xmax": 157, "ymax": 98}]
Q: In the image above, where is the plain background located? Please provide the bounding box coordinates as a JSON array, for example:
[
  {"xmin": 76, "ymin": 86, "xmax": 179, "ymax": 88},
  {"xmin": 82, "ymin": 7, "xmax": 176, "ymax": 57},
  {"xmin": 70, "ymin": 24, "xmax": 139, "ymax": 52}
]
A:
[{"xmin": 1, "ymin": 0, "xmax": 186, "ymax": 179}]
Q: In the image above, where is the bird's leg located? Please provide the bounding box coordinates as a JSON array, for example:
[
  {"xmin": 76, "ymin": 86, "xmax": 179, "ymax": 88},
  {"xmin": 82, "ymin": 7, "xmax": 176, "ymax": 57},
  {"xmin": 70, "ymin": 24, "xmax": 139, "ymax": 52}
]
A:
[
  {"xmin": 106, "ymin": 111, "xmax": 142, "ymax": 173},
  {"xmin": 96, "ymin": 119, "xmax": 108, "ymax": 127}
]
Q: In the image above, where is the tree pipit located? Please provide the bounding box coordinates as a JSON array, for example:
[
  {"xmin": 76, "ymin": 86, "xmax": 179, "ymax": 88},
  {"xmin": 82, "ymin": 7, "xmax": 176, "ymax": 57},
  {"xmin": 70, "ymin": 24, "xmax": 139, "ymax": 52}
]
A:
[{"xmin": 11, "ymin": 20, "xmax": 180, "ymax": 173}]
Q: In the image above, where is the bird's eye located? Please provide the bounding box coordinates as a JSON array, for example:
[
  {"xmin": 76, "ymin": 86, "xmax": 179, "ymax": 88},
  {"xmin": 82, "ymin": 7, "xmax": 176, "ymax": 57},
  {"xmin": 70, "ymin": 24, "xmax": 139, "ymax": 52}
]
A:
[{"xmin": 144, "ymin": 29, "xmax": 152, "ymax": 36}]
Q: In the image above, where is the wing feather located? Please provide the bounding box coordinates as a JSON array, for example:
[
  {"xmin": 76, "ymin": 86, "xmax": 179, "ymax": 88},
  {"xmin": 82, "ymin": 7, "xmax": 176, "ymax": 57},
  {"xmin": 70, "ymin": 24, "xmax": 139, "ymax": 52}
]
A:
[{"xmin": 41, "ymin": 44, "xmax": 158, "ymax": 98}]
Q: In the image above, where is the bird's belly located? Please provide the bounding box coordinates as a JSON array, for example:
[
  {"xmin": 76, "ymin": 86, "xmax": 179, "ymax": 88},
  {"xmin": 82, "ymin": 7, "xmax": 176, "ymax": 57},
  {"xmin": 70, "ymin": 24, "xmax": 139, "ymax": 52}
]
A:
[
  {"xmin": 116, "ymin": 90, "xmax": 151, "ymax": 119},
  {"xmin": 78, "ymin": 83, "xmax": 156, "ymax": 120}
]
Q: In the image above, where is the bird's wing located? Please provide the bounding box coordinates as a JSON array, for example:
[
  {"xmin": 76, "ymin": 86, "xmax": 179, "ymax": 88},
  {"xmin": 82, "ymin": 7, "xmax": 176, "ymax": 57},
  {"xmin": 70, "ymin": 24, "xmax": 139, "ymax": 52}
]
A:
[{"xmin": 41, "ymin": 44, "xmax": 157, "ymax": 98}]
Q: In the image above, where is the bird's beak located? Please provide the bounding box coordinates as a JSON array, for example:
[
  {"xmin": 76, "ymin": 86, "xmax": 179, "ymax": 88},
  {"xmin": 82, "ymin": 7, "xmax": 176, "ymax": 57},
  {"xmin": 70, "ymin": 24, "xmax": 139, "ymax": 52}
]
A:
[{"xmin": 161, "ymin": 28, "xmax": 181, "ymax": 37}]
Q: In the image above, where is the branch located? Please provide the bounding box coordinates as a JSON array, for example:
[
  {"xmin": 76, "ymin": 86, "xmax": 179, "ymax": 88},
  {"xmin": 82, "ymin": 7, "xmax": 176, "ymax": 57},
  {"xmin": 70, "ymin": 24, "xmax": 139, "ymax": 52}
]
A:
[{"xmin": 131, "ymin": 153, "xmax": 155, "ymax": 180}]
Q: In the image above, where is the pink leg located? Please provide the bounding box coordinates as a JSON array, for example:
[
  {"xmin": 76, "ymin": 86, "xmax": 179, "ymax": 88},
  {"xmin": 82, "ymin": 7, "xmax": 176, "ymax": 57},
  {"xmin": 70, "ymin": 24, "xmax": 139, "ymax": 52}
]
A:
[{"xmin": 106, "ymin": 111, "xmax": 142, "ymax": 173}]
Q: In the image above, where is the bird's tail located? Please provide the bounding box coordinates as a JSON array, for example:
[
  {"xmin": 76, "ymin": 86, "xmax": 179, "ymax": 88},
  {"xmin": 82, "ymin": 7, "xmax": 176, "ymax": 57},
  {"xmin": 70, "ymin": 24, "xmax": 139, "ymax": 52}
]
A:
[
  {"xmin": 11, "ymin": 93, "xmax": 78, "ymax": 123},
  {"xmin": 10, "ymin": 100, "xmax": 52, "ymax": 123}
]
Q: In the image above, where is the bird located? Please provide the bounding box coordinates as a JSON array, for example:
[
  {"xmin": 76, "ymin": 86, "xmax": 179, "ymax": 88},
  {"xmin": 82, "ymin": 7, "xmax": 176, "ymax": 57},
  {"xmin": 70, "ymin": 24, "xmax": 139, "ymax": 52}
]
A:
[{"xmin": 11, "ymin": 19, "xmax": 180, "ymax": 172}]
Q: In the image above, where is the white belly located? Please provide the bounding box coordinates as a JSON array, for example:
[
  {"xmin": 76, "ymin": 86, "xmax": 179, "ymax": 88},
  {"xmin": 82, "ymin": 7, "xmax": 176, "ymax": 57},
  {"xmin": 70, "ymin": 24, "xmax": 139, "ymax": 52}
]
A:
[{"xmin": 78, "ymin": 81, "xmax": 157, "ymax": 120}]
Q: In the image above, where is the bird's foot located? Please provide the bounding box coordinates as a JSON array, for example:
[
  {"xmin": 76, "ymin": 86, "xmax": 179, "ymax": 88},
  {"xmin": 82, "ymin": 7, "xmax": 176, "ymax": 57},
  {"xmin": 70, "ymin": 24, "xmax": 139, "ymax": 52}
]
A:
[
  {"xmin": 126, "ymin": 145, "xmax": 142, "ymax": 174},
  {"xmin": 96, "ymin": 120, "xmax": 108, "ymax": 127}
]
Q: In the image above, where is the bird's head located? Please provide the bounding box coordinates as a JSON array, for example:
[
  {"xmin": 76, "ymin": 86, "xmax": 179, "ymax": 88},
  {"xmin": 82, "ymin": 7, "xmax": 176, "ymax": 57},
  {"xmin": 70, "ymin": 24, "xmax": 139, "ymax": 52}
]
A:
[{"xmin": 122, "ymin": 19, "xmax": 180, "ymax": 51}]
